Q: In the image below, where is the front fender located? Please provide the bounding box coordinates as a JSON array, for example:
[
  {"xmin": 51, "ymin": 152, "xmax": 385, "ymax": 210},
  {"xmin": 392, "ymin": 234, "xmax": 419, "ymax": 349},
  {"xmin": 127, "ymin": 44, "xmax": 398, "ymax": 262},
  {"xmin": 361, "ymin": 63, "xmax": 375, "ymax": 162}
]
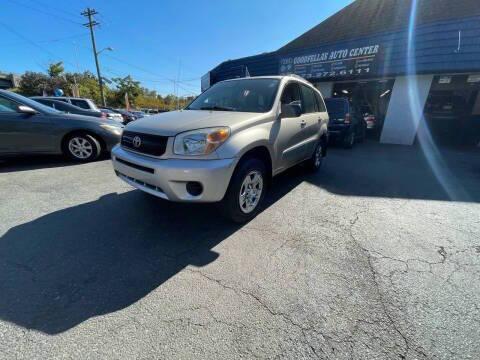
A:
[{"xmin": 216, "ymin": 124, "xmax": 274, "ymax": 161}]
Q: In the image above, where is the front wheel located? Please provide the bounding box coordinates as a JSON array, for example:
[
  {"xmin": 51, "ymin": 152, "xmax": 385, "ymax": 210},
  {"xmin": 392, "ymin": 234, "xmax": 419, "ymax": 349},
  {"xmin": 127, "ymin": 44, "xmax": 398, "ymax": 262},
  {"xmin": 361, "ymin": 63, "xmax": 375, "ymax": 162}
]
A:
[
  {"xmin": 63, "ymin": 133, "xmax": 101, "ymax": 162},
  {"xmin": 220, "ymin": 158, "xmax": 267, "ymax": 223}
]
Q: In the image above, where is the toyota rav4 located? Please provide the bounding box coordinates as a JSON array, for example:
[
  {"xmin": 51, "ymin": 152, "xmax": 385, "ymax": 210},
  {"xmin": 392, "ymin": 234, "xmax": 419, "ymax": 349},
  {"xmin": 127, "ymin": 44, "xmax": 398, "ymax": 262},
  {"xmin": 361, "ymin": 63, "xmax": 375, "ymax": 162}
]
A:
[{"xmin": 111, "ymin": 76, "xmax": 329, "ymax": 222}]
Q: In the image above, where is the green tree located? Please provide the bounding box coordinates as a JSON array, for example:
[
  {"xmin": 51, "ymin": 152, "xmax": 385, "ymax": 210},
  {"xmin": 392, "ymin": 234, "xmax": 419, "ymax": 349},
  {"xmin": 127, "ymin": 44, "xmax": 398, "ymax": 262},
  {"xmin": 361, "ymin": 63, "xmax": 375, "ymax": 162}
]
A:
[
  {"xmin": 47, "ymin": 62, "xmax": 64, "ymax": 78},
  {"xmin": 64, "ymin": 71, "xmax": 107, "ymax": 104},
  {"xmin": 18, "ymin": 71, "xmax": 49, "ymax": 96},
  {"xmin": 112, "ymin": 75, "xmax": 142, "ymax": 106}
]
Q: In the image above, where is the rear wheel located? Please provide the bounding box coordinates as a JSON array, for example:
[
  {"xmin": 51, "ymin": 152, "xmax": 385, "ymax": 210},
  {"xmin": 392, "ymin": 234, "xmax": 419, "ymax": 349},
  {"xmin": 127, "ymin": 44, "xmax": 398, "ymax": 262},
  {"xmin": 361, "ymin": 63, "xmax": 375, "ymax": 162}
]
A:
[
  {"xmin": 220, "ymin": 158, "xmax": 267, "ymax": 223},
  {"xmin": 63, "ymin": 133, "xmax": 101, "ymax": 162},
  {"xmin": 343, "ymin": 131, "xmax": 355, "ymax": 149},
  {"xmin": 305, "ymin": 141, "xmax": 324, "ymax": 172}
]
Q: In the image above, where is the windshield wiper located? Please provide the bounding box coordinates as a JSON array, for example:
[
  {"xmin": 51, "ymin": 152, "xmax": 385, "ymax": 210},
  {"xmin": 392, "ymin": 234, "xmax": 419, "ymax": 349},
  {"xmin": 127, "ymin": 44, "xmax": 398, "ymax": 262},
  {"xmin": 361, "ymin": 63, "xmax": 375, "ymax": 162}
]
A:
[{"xmin": 199, "ymin": 105, "xmax": 235, "ymax": 111}]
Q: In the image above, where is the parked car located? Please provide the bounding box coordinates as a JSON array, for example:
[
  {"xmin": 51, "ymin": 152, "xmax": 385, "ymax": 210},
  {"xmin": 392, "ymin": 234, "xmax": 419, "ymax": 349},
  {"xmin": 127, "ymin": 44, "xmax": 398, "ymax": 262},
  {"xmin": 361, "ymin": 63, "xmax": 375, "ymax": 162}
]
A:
[
  {"xmin": 111, "ymin": 75, "xmax": 329, "ymax": 222},
  {"xmin": 31, "ymin": 97, "xmax": 107, "ymax": 119},
  {"xmin": 107, "ymin": 108, "xmax": 137, "ymax": 123},
  {"xmin": 0, "ymin": 90, "xmax": 124, "ymax": 162},
  {"xmin": 38, "ymin": 96, "xmax": 99, "ymax": 112},
  {"xmin": 130, "ymin": 110, "xmax": 146, "ymax": 118},
  {"xmin": 142, "ymin": 108, "xmax": 159, "ymax": 115},
  {"xmin": 324, "ymin": 97, "xmax": 366, "ymax": 148},
  {"xmin": 99, "ymin": 108, "xmax": 124, "ymax": 123},
  {"xmin": 360, "ymin": 105, "xmax": 379, "ymax": 130},
  {"xmin": 142, "ymin": 108, "xmax": 168, "ymax": 115}
]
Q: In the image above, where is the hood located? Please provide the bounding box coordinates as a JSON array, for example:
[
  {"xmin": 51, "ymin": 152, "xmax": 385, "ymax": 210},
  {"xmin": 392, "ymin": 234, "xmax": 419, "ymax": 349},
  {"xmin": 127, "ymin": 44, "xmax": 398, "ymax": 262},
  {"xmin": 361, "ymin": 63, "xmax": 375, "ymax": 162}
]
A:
[
  {"xmin": 125, "ymin": 109, "xmax": 263, "ymax": 136},
  {"xmin": 52, "ymin": 112, "xmax": 121, "ymax": 127}
]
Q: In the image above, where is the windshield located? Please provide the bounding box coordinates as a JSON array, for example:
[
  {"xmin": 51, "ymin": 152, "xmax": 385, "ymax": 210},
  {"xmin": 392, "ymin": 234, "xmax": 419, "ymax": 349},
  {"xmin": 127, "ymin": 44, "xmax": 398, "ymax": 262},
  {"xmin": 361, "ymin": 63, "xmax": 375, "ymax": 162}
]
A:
[
  {"xmin": 186, "ymin": 78, "xmax": 280, "ymax": 113},
  {"xmin": 6, "ymin": 92, "xmax": 62, "ymax": 115}
]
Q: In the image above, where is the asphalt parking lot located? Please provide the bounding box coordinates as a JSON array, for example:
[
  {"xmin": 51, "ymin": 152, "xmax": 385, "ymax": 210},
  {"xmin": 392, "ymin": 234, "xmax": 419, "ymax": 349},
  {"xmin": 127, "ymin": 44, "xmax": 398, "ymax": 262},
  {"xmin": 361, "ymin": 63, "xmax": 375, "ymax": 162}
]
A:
[{"xmin": 0, "ymin": 142, "xmax": 479, "ymax": 359}]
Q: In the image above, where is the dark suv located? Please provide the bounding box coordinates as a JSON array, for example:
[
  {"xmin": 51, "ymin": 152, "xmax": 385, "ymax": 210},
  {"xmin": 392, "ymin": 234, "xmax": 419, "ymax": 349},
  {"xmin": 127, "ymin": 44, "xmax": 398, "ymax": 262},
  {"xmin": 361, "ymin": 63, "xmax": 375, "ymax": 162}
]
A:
[{"xmin": 325, "ymin": 98, "xmax": 366, "ymax": 148}]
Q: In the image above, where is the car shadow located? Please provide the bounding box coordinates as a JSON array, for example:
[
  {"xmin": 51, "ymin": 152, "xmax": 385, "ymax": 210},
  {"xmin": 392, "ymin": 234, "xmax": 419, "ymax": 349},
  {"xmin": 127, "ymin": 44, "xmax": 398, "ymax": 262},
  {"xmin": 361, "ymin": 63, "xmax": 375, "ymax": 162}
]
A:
[
  {"xmin": 0, "ymin": 170, "xmax": 306, "ymax": 335},
  {"xmin": 1, "ymin": 142, "xmax": 477, "ymax": 335},
  {"xmin": 307, "ymin": 141, "xmax": 480, "ymax": 203},
  {"xmin": 0, "ymin": 154, "xmax": 111, "ymax": 173}
]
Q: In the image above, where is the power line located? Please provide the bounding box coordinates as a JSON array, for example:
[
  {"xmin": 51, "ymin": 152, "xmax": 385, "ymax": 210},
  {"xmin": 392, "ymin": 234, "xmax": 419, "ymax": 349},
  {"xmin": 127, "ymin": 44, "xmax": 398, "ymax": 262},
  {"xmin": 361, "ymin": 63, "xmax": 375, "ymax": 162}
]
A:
[
  {"xmin": 26, "ymin": 0, "xmax": 80, "ymax": 18},
  {"xmin": 4, "ymin": 33, "xmax": 88, "ymax": 47},
  {"xmin": 0, "ymin": 20, "xmax": 77, "ymax": 68},
  {"xmin": 6, "ymin": 0, "xmax": 82, "ymax": 25},
  {"xmin": 102, "ymin": 67, "xmax": 198, "ymax": 96},
  {"xmin": 75, "ymin": 40, "xmax": 201, "ymax": 95},
  {"xmin": 102, "ymin": 53, "xmax": 177, "ymax": 83}
]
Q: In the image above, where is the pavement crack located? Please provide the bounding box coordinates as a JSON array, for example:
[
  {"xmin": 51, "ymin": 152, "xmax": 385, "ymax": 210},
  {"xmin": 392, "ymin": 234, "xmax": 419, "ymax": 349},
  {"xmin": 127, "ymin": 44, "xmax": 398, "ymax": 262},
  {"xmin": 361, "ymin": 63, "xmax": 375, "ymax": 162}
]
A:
[
  {"xmin": 186, "ymin": 268, "xmax": 331, "ymax": 358},
  {"xmin": 348, "ymin": 209, "xmax": 427, "ymax": 359},
  {"xmin": 437, "ymin": 246, "xmax": 447, "ymax": 263}
]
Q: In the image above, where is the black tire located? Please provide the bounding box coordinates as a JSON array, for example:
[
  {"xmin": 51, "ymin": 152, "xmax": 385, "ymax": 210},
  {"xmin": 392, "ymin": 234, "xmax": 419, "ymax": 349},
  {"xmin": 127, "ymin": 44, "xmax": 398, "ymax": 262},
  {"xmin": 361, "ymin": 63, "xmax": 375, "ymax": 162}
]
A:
[
  {"xmin": 63, "ymin": 133, "xmax": 101, "ymax": 162},
  {"xmin": 305, "ymin": 141, "xmax": 324, "ymax": 172},
  {"xmin": 343, "ymin": 131, "xmax": 355, "ymax": 149},
  {"xmin": 220, "ymin": 158, "xmax": 267, "ymax": 223}
]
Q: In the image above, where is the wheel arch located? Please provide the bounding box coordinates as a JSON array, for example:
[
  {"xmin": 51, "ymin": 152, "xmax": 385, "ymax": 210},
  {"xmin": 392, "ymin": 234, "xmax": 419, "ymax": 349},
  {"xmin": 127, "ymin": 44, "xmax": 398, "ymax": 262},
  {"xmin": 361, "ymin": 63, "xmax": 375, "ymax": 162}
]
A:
[
  {"xmin": 234, "ymin": 144, "xmax": 273, "ymax": 186},
  {"xmin": 61, "ymin": 129, "xmax": 106, "ymax": 153}
]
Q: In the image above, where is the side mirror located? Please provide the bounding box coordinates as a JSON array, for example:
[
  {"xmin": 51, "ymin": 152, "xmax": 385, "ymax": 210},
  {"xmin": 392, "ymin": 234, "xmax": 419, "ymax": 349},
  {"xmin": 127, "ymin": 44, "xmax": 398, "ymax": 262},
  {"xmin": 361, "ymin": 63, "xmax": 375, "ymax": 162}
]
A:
[
  {"xmin": 17, "ymin": 105, "xmax": 37, "ymax": 115},
  {"xmin": 281, "ymin": 103, "xmax": 302, "ymax": 118}
]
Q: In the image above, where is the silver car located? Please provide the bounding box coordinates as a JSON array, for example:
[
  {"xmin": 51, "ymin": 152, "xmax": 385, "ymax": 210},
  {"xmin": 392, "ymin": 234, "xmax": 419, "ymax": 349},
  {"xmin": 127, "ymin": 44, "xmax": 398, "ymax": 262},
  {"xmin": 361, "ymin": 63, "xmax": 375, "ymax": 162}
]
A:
[{"xmin": 111, "ymin": 76, "xmax": 329, "ymax": 222}]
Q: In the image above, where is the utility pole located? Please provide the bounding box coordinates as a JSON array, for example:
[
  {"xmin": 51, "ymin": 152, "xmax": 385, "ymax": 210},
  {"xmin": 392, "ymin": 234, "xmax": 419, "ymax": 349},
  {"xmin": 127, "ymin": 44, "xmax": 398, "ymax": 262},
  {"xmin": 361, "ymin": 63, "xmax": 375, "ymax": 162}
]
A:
[
  {"xmin": 176, "ymin": 60, "xmax": 181, "ymax": 110},
  {"xmin": 81, "ymin": 8, "xmax": 106, "ymax": 106}
]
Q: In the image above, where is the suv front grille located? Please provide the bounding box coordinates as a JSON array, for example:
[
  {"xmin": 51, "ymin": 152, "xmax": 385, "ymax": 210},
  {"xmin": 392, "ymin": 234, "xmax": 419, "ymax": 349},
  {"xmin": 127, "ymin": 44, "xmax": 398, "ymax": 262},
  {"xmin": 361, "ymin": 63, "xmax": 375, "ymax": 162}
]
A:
[{"xmin": 121, "ymin": 131, "xmax": 168, "ymax": 157}]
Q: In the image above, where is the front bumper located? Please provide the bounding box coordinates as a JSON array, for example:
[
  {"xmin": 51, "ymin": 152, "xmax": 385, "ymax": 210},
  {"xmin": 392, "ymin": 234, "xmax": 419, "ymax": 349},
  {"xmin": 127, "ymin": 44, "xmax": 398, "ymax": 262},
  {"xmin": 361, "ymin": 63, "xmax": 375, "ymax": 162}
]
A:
[
  {"xmin": 100, "ymin": 130, "xmax": 123, "ymax": 151},
  {"xmin": 111, "ymin": 145, "xmax": 237, "ymax": 202}
]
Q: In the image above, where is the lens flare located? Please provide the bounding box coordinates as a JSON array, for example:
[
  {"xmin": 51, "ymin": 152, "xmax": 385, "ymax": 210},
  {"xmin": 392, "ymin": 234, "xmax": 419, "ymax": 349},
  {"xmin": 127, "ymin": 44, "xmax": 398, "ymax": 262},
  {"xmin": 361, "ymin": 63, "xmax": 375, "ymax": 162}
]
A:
[{"xmin": 406, "ymin": 0, "xmax": 469, "ymax": 201}]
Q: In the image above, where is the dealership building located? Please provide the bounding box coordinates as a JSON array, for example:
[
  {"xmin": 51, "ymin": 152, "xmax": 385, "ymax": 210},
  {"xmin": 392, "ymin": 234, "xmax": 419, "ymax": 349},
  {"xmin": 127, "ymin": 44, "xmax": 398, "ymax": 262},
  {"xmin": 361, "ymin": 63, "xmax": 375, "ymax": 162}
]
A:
[
  {"xmin": 203, "ymin": 0, "xmax": 480, "ymax": 146},
  {"xmin": 0, "ymin": 73, "xmax": 20, "ymax": 90}
]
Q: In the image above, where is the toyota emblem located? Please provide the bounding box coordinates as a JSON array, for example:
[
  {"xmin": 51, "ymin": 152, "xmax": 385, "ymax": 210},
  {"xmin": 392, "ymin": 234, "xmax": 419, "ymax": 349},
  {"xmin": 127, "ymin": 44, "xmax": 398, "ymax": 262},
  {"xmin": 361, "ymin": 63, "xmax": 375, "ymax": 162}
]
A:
[{"xmin": 132, "ymin": 136, "xmax": 142, "ymax": 148}]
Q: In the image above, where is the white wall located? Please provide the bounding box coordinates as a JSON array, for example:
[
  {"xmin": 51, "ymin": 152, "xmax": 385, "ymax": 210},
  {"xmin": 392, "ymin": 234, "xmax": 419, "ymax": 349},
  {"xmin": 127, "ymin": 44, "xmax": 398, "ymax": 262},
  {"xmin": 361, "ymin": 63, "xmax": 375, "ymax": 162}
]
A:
[
  {"xmin": 380, "ymin": 75, "xmax": 434, "ymax": 145},
  {"xmin": 314, "ymin": 82, "xmax": 333, "ymax": 99}
]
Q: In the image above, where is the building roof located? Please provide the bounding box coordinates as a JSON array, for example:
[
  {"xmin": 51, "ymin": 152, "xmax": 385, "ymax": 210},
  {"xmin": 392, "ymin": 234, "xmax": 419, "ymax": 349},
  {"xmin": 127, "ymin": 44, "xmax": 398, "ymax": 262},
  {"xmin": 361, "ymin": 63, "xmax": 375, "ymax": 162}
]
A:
[{"xmin": 278, "ymin": 0, "xmax": 480, "ymax": 53}]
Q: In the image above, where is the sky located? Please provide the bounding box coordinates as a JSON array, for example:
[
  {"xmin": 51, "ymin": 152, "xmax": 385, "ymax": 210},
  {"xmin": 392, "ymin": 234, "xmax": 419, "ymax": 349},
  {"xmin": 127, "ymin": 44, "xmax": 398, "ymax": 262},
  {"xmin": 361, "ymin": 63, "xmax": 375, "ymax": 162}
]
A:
[{"xmin": 2, "ymin": 0, "xmax": 353, "ymax": 96}]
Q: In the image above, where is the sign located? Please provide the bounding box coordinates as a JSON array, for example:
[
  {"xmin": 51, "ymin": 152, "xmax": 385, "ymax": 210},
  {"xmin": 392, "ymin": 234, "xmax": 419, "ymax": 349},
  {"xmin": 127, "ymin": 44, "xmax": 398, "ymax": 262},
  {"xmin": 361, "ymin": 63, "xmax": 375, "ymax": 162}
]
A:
[
  {"xmin": 438, "ymin": 76, "xmax": 452, "ymax": 84},
  {"xmin": 279, "ymin": 44, "xmax": 381, "ymax": 80},
  {"xmin": 467, "ymin": 74, "xmax": 480, "ymax": 83}
]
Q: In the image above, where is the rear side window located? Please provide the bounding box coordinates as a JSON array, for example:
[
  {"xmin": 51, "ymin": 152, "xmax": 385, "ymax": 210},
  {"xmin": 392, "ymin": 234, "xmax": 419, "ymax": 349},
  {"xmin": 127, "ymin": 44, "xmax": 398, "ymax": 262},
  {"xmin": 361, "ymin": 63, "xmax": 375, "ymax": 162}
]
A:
[
  {"xmin": 37, "ymin": 99, "xmax": 53, "ymax": 107},
  {"xmin": 300, "ymin": 85, "xmax": 318, "ymax": 113},
  {"xmin": 70, "ymin": 99, "xmax": 89, "ymax": 109},
  {"xmin": 52, "ymin": 102, "xmax": 70, "ymax": 111},
  {"xmin": 314, "ymin": 92, "xmax": 326, "ymax": 112}
]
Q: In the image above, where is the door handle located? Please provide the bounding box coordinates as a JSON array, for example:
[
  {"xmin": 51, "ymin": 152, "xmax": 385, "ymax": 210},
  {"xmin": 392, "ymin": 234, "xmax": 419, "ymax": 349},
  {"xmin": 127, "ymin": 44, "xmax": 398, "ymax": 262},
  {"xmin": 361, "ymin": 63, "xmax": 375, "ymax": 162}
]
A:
[{"xmin": 300, "ymin": 120, "xmax": 307, "ymax": 128}]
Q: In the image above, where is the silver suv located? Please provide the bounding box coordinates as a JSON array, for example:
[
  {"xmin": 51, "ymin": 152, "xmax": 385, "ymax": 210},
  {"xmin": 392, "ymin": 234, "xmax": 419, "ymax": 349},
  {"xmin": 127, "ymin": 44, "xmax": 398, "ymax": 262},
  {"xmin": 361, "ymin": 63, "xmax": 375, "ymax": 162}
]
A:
[{"xmin": 111, "ymin": 76, "xmax": 329, "ymax": 222}]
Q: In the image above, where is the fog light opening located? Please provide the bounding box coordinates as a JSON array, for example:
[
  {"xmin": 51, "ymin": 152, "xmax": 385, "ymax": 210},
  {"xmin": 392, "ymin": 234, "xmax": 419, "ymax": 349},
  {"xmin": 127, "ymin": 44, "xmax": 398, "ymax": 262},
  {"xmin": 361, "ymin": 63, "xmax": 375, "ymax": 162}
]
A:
[{"xmin": 186, "ymin": 182, "xmax": 203, "ymax": 196}]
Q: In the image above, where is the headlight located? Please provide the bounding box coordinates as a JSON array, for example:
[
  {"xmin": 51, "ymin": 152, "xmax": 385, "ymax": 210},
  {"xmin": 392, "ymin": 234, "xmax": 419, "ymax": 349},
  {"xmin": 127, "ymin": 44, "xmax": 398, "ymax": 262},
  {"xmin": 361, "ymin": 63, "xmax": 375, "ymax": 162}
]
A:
[
  {"xmin": 100, "ymin": 124, "xmax": 124, "ymax": 135},
  {"xmin": 173, "ymin": 127, "xmax": 230, "ymax": 155}
]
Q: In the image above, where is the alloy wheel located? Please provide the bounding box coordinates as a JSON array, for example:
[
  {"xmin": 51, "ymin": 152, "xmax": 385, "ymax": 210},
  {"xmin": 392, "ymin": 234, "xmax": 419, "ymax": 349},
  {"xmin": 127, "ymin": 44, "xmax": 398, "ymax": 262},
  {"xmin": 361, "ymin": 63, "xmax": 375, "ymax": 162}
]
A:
[
  {"xmin": 239, "ymin": 170, "xmax": 264, "ymax": 214},
  {"xmin": 68, "ymin": 137, "xmax": 93, "ymax": 159}
]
